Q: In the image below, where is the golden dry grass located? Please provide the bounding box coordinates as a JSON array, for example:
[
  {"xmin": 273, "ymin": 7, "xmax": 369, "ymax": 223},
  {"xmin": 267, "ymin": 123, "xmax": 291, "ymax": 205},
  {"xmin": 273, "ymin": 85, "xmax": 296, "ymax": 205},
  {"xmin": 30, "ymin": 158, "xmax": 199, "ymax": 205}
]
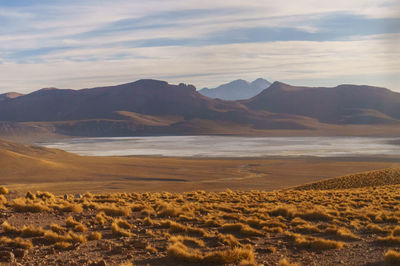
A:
[
  {"xmin": 385, "ymin": 249, "xmax": 400, "ymax": 264},
  {"xmin": 296, "ymin": 168, "xmax": 400, "ymax": 190},
  {"xmin": 1, "ymin": 171, "xmax": 400, "ymax": 264}
]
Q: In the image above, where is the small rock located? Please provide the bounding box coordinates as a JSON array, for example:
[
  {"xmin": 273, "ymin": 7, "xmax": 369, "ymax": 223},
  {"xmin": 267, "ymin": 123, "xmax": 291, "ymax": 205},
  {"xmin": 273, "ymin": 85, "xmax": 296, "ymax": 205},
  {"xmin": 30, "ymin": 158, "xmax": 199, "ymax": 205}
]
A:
[
  {"xmin": 74, "ymin": 194, "xmax": 82, "ymax": 199},
  {"xmin": 0, "ymin": 251, "xmax": 15, "ymax": 262}
]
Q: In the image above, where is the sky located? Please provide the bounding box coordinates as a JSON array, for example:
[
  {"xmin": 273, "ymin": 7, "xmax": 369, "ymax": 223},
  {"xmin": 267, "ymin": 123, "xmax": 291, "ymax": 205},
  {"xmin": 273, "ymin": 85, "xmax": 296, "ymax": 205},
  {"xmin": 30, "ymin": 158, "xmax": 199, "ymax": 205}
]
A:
[{"xmin": 0, "ymin": 0, "xmax": 399, "ymax": 94}]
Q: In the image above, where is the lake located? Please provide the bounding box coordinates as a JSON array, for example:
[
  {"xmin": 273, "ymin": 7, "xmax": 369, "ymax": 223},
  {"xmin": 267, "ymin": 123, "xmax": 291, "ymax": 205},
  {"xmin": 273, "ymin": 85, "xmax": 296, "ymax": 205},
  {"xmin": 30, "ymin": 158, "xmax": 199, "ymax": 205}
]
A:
[{"xmin": 38, "ymin": 136, "xmax": 400, "ymax": 157}]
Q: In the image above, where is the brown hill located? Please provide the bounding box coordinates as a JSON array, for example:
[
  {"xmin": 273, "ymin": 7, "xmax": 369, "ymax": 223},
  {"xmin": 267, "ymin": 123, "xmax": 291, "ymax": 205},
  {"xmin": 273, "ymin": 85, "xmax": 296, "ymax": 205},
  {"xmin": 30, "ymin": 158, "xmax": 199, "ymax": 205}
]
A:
[
  {"xmin": 1, "ymin": 138, "xmax": 398, "ymax": 194},
  {"xmin": 295, "ymin": 168, "xmax": 400, "ymax": 190},
  {"xmin": 0, "ymin": 80, "xmax": 315, "ymax": 137},
  {"xmin": 1, "ymin": 80, "xmax": 400, "ymax": 138},
  {"xmin": 243, "ymin": 81, "xmax": 400, "ymax": 124}
]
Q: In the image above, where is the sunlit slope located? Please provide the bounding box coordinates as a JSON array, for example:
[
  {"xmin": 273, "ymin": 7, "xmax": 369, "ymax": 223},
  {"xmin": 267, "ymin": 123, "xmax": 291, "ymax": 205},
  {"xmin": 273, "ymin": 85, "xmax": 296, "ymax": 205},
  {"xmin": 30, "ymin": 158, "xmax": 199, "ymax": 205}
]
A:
[
  {"xmin": 295, "ymin": 168, "xmax": 400, "ymax": 190},
  {"xmin": 1, "ymin": 138, "xmax": 399, "ymax": 193}
]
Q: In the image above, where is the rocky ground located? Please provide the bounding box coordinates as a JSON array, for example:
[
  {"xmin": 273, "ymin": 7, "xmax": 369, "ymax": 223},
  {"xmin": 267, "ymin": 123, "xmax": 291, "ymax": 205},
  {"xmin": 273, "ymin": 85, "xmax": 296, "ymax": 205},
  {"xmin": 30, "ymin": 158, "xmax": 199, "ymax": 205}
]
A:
[{"xmin": 1, "ymin": 170, "xmax": 400, "ymax": 265}]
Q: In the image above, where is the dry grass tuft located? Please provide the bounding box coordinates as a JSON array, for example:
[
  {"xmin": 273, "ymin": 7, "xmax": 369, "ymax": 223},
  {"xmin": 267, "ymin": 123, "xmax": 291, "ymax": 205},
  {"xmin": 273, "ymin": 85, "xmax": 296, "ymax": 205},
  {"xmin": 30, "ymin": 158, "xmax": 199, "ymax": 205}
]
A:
[
  {"xmin": 278, "ymin": 258, "xmax": 300, "ymax": 266},
  {"xmin": 11, "ymin": 198, "xmax": 50, "ymax": 212},
  {"xmin": 54, "ymin": 241, "xmax": 73, "ymax": 250},
  {"xmin": 166, "ymin": 241, "xmax": 255, "ymax": 264},
  {"xmin": 21, "ymin": 225, "xmax": 45, "ymax": 237},
  {"xmin": 145, "ymin": 244, "xmax": 158, "ymax": 253},
  {"xmin": 50, "ymin": 223, "xmax": 66, "ymax": 234},
  {"xmin": 169, "ymin": 235, "xmax": 205, "ymax": 248},
  {"xmin": 166, "ymin": 241, "xmax": 203, "ymax": 262},
  {"xmin": 220, "ymin": 223, "xmax": 263, "ymax": 236},
  {"xmin": 2, "ymin": 221, "xmax": 20, "ymax": 234},
  {"xmin": 0, "ymin": 186, "xmax": 8, "ymax": 195},
  {"xmin": 366, "ymin": 224, "xmax": 388, "ymax": 234},
  {"xmin": 0, "ymin": 236, "xmax": 33, "ymax": 249},
  {"xmin": 218, "ymin": 233, "xmax": 241, "ymax": 247},
  {"xmin": 88, "ymin": 232, "xmax": 102, "ymax": 241},
  {"xmin": 324, "ymin": 226, "xmax": 360, "ymax": 241},
  {"xmin": 385, "ymin": 249, "xmax": 400, "ymax": 264},
  {"xmin": 111, "ymin": 222, "xmax": 132, "ymax": 237},
  {"xmin": 286, "ymin": 232, "xmax": 344, "ymax": 250},
  {"xmin": 377, "ymin": 235, "xmax": 400, "ymax": 245},
  {"xmin": 99, "ymin": 205, "xmax": 131, "ymax": 217},
  {"xmin": 115, "ymin": 218, "xmax": 132, "ymax": 230}
]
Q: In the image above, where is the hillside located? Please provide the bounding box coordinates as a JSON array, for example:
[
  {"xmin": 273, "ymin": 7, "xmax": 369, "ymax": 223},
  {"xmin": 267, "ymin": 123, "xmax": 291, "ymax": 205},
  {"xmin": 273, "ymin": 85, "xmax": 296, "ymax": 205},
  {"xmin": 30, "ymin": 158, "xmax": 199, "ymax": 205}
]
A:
[
  {"xmin": 2, "ymin": 169, "xmax": 400, "ymax": 265},
  {"xmin": 295, "ymin": 168, "xmax": 400, "ymax": 190},
  {"xmin": 0, "ymin": 79, "xmax": 320, "ymax": 138},
  {"xmin": 244, "ymin": 81, "xmax": 400, "ymax": 125},
  {"xmin": 1, "ymin": 79, "xmax": 400, "ymax": 139},
  {"xmin": 199, "ymin": 78, "xmax": 271, "ymax": 100},
  {"xmin": 0, "ymin": 92, "xmax": 24, "ymax": 101},
  {"xmin": 1, "ymin": 138, "xmax": 398, "ymax": 194}
]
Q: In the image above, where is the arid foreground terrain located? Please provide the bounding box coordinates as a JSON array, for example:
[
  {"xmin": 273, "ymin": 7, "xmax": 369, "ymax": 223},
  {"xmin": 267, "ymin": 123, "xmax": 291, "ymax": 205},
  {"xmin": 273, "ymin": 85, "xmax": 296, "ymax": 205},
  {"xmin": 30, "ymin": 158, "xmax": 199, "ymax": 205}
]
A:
[{"xmin": 1, "ymin": 169, "xmax": 400, "ymax": 265}]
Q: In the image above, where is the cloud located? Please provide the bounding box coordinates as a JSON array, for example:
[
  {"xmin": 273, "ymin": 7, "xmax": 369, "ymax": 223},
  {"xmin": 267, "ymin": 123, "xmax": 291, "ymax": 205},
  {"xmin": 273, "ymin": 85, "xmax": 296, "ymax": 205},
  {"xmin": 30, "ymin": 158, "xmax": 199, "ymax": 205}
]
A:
[{"xmin": 0, "ymin": 0, "xmax": 399, "ymax": 92}]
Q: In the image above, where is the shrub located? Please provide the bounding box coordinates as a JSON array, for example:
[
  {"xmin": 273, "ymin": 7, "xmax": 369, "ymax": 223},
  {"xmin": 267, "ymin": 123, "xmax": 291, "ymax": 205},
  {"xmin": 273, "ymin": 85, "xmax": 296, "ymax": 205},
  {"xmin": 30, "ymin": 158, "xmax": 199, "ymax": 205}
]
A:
[
  {"xmin": 218, "ymin": 233, "xmax": 240, "ymax": 247},
  {"xmin": 298, "ymin": 210, "xmax": 332, "ymax": 222},
  {"xmin": 204, "ymin": 245, "xmax": 255, "ymax": 264},
  {"xmin": 98, "ymin": 205, "xmax": 131, "ymax": 217},
  {"xmin": 169, "ymin": 235, "xmax": 205, "ymax": 248},
  {"xmin": 54, "ymin": 241, "xmax": 72, "ymax": 250},
  {"xmin": 115, "ymin": 218, "xmax": 132, "ymax": 229},
  {"xmin": 0, "ymin": 186, "xmax": 8, "ymax": 195},
  {"xmin": 392, "ymin": 226, "xmax": 400, "ymax": 236},
  {"xmin": 35, "ymin": 191, "xmax": 55, "ymax": 200},
  {"xmin": 286, "ymin": 232, "xmax": 344, "ymax": 250},
  {"xmin": 0, "ymin": 236, "xmax": 33, "ymax": 249},
  {"xmin": 44, "ymin": 230, "xmax": 71, "ymax": 244},
  {"xmin": 377, "ymin": 235, "xmax": 400, "ymax": 245},
  {"xmin": 278, "ymin": 258, "xmax": 300, "ymax": 266},
  {"xmin": 385, "ymin": 249, "xmax": 400, "ymax": 264},
  {"xmin": 11, "ymin": 198, "xmax": 50, "ymax": 212},
  {"xmin": 324, "ymin": 226, "xmax": 360, "ymax": 241},
  {"xmin": 146, "ymin": 244, "xmax": 157, "ymax": 253},
  {"xmin": 167, "ymin": 241, "xmax": 203, "ymax": 262},
  {"xmin": 220, "ymin": 223, "xmax": 263, "ymax": 236},
  {"xmin": 366, "ymin": 224, "xmax": 388, "ymax": 234},
  {"xmin": 88, "ymin": 232, "xmax": 102, "ymax": 241},
  {"xmin": 111, "ymin": 222, "xmax": 132, "ymax": 237},
  {"xmin": 2, "ymin": 221, "xmax": 20, "ymax": 234},
  {"xmin": 25, "ymin": 191, "xmax": 36, "ymax": 200},
  {"xmin": 21, "ymin": 225, "xmax": 45, "ymax": 237},
  {"xmin": 50, "ymin": 223, "xmax": 66, "ymax": 234}
]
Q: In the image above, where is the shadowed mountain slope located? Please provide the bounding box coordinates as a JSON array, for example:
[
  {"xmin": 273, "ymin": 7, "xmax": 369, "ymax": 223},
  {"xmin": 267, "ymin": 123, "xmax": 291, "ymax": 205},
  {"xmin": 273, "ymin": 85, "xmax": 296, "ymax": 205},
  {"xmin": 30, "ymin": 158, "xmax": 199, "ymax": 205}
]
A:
[
  {"xmin": 0, "ymin": 92, "xmax": 24, "ymax": 101},
  {"xmin": 0, "ymin": 80, "xmax": 314, "ymax": 137},
  {"xmin": 244, "ymin": 81, "xmax": 400, "ymax": 124}
]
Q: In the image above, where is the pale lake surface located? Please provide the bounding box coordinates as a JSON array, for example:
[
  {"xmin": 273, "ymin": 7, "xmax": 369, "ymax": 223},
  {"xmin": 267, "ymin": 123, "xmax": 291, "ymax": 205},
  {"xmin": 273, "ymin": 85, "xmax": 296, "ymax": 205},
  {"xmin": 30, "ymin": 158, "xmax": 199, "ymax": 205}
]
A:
[{"xmin": 38, "ymin": 136, "xmax": 400, "ymax": 158}]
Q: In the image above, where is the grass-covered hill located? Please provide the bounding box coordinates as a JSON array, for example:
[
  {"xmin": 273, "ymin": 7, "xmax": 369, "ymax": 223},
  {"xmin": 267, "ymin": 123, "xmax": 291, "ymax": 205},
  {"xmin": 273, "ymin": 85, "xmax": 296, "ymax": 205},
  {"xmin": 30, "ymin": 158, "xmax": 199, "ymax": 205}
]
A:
[{"xmin": 1, "ymin": 168, "xmax": 400, "ymax": 265}]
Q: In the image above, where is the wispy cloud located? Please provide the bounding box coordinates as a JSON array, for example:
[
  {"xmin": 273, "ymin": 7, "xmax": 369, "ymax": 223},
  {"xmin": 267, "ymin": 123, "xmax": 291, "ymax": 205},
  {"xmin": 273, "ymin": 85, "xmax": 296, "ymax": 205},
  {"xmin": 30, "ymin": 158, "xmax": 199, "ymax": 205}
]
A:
[{"xmin": 0, "ymin": 0, "xmax": 399, "ymax": 93}]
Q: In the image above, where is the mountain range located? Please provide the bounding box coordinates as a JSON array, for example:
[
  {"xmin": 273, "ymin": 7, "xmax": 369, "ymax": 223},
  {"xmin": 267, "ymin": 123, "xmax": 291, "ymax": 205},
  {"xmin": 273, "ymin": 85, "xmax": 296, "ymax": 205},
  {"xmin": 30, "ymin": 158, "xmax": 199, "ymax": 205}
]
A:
[
  {"xmin": 198, "ymin": 78, "xmax": 271, "ymax": 100},
  {"xmin": 0, "ymin": 79, "xmax": 399, "ymax": 139}
]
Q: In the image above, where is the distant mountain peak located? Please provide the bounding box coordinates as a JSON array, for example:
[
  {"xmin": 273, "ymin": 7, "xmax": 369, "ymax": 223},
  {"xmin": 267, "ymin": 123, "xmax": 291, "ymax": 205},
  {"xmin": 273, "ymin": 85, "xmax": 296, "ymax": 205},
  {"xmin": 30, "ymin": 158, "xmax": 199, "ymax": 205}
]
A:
[{"xmin": 199, "ymin": 78, "xmax": 272, "ymax": 100}]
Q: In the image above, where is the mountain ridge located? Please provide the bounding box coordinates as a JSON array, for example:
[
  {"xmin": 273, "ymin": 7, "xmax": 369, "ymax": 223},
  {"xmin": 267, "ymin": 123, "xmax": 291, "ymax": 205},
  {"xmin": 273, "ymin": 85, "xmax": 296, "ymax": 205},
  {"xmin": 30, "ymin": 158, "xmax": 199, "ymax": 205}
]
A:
[
  {"xmin": 199, "ymin": 78, "xmax": 271, "ymax": 100},
  {"xmin": 0, "ymin": 79, "xmax": 400, "ymax": 139}
]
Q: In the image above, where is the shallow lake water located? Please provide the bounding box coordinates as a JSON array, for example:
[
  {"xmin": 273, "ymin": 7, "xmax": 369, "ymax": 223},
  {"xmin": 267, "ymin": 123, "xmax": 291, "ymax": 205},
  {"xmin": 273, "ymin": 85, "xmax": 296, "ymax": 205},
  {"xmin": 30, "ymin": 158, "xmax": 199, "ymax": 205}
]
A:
[{"xmin": 38, "ymin": 136, "xmax": 400, "ymax": 157}]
